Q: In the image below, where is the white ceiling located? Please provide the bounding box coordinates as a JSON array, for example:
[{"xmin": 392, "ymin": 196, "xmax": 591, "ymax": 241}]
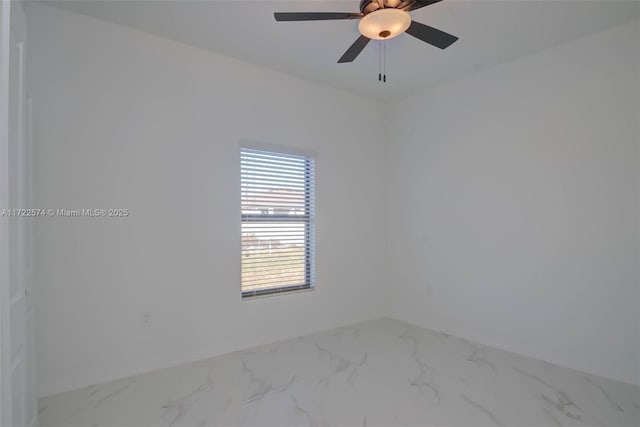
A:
[{"xmin": 43, "ymin": 0, "xmax": 640, "ymax": 101}]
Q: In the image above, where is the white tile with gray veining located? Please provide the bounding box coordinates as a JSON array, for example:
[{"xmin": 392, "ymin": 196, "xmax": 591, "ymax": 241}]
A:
[{"xmin": 39, "ymin": 318, "xmax": 640, "ymax": 426}]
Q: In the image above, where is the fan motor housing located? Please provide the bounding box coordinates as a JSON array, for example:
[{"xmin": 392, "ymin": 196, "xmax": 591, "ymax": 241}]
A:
[
  {"xmin": 359, "ymin": 0, "xmax": 402, "ymax": 15},
  {"xmin": 360, "ymin": 0, "xmax": 435, "ymax": 15}
]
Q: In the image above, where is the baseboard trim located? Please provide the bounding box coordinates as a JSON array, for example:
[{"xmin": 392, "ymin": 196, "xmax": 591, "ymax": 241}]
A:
[
  {"xmin": 39, "ymin": 312, "xmax": 639, "ymax": 397},
  {"xmin": 38, "ymin": 347, "xmax": 224, "ymax": 398},
  {"xmin": 383, "ymin": 313, "xmax": 639, "ymax": 387},
  {"xmin": 38, "ymin": 314, "xmax": 382, "ymax": 398}
]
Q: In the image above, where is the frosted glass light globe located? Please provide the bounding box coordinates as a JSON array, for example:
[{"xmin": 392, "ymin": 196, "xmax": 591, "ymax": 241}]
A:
[{"xmin": 358, "ymin": 9, "xmax": 411, "ymax": 40}]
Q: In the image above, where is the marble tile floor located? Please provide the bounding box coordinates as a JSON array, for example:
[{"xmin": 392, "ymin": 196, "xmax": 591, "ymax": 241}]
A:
[{"xmin": 39, "ymin": 318, "xmax": 639, "ymax": 427}]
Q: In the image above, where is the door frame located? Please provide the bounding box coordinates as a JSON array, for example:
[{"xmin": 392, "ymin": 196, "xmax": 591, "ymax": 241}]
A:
[{"xmin": 1, "ymin": 0, "xmax": 14, "ymax": 423}]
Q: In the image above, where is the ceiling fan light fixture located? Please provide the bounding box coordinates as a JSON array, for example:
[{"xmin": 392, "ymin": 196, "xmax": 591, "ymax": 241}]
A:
[{"xmin": 358, "ymin": 8, "xmax": 411, "ymax": 40}]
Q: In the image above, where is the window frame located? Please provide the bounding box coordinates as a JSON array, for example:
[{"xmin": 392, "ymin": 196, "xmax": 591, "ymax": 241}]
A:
[{"xmin": 240, "ymin": 144, "xmax": 315, "ymax": 299}]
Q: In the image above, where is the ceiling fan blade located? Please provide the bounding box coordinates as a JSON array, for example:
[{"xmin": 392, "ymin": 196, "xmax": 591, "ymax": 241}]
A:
[
  {"xmin": 402, "ymin": 0, "xmax": 445, "ymax": 12},
  {"xmin": 337, "ymin": 36, "xmax": 371, "ymax": 63},
  {"xmin": 405, "ymin": 20, "xmax": 458, "ymax": 49},
  {"xmin": 274, "ymin": 12, "xmax": 362, "ymax": 21}
]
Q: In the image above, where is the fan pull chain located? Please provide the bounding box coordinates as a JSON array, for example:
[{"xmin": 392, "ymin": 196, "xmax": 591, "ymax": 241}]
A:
[
  {"xmin": 378, "ymin": 41, "xmax": 382, "ymax": 82},
  {"xmin": 378, "ymin": 40, "xmax": 387, "ymax": 83},
  {"xmin": 383, "ymin": 39, "xmax": 387, "ymax": 83}
]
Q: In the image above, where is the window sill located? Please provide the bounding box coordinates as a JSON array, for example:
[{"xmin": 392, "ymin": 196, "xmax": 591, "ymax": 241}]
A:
[{"xmin": 242, "ymin": 286, "xmax": 315, "ymax": 301}]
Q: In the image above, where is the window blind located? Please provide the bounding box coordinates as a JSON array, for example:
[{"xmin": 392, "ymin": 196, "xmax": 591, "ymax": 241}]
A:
[{"xmin": 241, "ymin": 147, "xmax": 315, "ymax": 298}]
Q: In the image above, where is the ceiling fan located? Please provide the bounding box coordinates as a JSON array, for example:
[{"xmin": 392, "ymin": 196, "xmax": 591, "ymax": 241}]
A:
[{"xmin": 274, "ymin": 0, "xmax": 458, "ymax": 64}]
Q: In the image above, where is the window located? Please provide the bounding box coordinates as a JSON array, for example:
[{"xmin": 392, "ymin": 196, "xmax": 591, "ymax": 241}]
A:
[{"xmin": 240, "ymin": 146, "xmax": 315, "ymax": 298}]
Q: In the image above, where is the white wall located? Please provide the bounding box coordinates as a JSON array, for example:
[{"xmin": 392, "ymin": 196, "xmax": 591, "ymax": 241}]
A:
[
  {"xmin": 27, "ymin": 4, "xmax": 387, "ymax": 397},
  {"xmin": 385, "ymin": 20, "xmax": 640, "ymax": 386},
  {"xmin": 28, "ymin": 3, "xmax": 640, "ymax": 395}
]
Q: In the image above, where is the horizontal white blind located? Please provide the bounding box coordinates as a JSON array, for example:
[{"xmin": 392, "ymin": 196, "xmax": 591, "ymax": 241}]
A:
[{"xmin": 241, "ymin": 147, "xmax": 315, "ymax": 298}]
